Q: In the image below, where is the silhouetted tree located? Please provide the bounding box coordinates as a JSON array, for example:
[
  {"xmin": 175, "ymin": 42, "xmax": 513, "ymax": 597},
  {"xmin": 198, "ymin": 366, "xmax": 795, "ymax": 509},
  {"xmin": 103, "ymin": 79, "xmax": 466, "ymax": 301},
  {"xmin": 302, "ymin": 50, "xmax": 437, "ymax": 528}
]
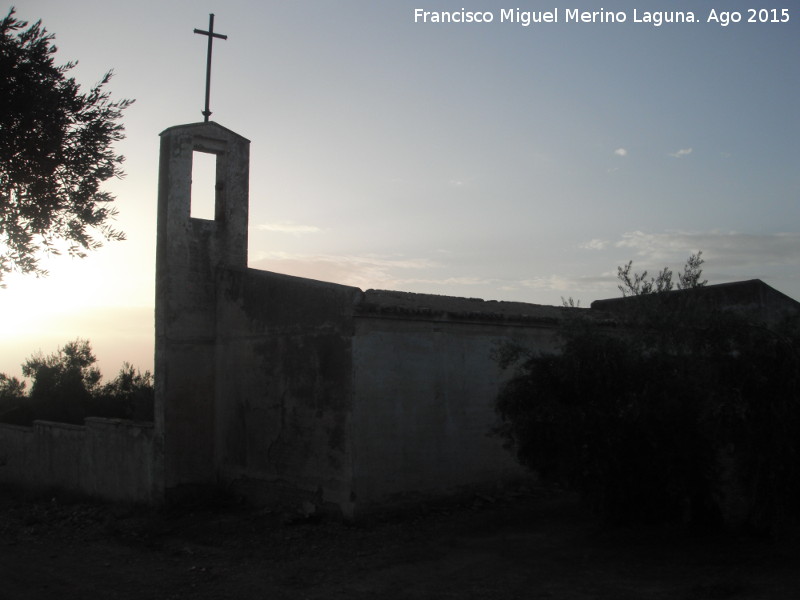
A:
[
  {"xmin": 0, "ymin": 372, "xmax": 26, "ymax": 418},
  {"xmin": 617, "ymin": 251, "xmax": 706, "ymax": 297},
  {"xmin": 94, "ymin": 363, "xmax": 154, "ymax": 421},
  {"xmin": 22, "ymin": 339, "xmax": 101, "ymax": 423},
  {"xmin": 0, "ymin": 8, "xmax": 133, "ymax": 284}
]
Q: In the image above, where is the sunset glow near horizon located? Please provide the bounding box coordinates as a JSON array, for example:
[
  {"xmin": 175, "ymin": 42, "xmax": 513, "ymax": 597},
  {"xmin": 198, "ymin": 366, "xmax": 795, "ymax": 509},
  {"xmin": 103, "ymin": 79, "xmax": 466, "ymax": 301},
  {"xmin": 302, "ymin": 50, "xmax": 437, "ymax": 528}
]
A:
[{"xmin": 2, "ymin": 1, "xmax": 799, "ymax": 380}]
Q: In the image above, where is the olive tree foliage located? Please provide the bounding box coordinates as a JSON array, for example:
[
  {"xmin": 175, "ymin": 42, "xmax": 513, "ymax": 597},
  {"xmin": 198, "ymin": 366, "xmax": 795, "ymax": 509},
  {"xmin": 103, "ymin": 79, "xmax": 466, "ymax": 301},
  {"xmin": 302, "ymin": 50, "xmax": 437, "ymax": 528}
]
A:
[
  {"xmin": 0, "ymin": 8, "xmax": 134, "ymax": 283},
  {"xmin": 0, "ymin": 339, "xmax": 153, "ymax": 425},
  {"xmin": 22, "ymin": 339, "xmax": 101, "ymax": 423},
  {"xmin": 617, "ymin": 251, "xmax": 707, "ymax": 297},
  {"xmin": 95, "ymin": 361, "xmax": 155, "ymax": 421},
  {"xmin": 0, "ymin": 372, "xmax": 26, "ymax": 405}
]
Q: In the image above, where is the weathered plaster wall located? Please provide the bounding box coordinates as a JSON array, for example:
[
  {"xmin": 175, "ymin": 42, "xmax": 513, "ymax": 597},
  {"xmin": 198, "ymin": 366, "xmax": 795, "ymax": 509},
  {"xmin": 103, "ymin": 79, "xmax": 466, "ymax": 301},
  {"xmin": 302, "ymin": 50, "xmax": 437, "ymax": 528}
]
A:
[
  {"xmin": 349, "ymin": 292, "xmax": 567, "ymax": 509},
  {"xmin": 214, "ymin": 268, "xmax": 361, "ymax": 513},
  {"xmin": 0, "ymin": 419, "xmax": 158, "ymax": 503},
  {"xmin": 208, "ymin": 269, "xmax": 572, "ymax": 515}
]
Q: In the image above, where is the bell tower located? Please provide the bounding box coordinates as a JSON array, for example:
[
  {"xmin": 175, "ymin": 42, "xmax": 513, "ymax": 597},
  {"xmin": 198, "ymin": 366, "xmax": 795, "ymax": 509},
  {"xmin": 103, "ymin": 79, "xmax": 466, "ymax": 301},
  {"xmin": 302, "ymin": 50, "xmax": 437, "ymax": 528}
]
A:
[{"xmin": 155, "ymin": 121, "xmax": 250, "ymax": 493}]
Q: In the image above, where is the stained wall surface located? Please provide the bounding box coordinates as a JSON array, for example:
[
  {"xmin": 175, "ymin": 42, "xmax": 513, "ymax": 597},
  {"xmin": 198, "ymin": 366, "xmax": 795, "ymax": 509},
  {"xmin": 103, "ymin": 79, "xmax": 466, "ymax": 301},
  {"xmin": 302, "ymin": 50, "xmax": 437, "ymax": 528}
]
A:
[
  {"xmin": 349, "ymin": 293, "xmax": 566, "ymax": 509},
  {"xmin": 0, "ymin": 418, "xmax": 158, "ymax": 504},
  {"xmin": 213, "ymin": 267, "xmax": 360, "ymax": 513}
]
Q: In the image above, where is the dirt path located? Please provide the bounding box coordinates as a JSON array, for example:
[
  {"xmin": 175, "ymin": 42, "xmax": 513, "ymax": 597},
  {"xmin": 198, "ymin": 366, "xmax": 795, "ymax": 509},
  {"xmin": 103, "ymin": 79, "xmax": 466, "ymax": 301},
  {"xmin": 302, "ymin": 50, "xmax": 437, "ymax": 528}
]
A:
[{"xmin": 1, "ymin": 486, "xmax": 798, "ymax": 599}]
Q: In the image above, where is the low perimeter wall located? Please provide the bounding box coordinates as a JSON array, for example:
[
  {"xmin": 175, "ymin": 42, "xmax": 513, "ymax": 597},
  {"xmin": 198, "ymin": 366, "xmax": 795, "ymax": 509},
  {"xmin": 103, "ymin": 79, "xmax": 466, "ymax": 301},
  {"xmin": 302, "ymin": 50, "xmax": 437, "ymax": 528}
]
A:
[{"xmin": 0, "ymin": 418, "xmax": 158, "ymax": 504}]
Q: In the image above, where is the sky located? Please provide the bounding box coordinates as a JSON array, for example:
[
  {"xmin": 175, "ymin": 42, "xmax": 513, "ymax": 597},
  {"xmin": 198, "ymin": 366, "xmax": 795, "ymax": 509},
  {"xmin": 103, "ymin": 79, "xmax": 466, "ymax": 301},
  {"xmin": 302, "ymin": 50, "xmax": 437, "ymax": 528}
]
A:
[{"xmin": 2, "ymin": 0, "xmax": 799, "ymax": 379}]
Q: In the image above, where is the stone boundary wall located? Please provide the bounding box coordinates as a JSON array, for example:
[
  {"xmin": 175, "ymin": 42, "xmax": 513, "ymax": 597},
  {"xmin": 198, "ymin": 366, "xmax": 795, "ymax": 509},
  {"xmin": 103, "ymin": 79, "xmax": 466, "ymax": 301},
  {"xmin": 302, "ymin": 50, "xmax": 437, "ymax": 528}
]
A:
[{"xmin": 0, "ymin": 418, "xmax": 158, "ymax": 504}]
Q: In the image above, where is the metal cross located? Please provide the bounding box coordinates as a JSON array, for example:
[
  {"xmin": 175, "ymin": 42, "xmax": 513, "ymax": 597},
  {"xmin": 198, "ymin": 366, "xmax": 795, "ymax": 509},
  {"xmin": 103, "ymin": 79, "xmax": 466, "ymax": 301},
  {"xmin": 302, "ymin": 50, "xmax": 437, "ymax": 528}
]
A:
[{"xmin": 194, "ymin": 14, "xmax": 228, "ymax": 123}]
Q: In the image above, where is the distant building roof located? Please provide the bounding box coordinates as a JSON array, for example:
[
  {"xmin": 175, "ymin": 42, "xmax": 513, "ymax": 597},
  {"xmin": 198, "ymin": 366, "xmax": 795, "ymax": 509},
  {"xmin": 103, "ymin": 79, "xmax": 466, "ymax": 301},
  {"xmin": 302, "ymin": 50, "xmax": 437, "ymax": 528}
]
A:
[{"xmin": 590, "ymin": 279, "xmax": 800, "ymax": 323}]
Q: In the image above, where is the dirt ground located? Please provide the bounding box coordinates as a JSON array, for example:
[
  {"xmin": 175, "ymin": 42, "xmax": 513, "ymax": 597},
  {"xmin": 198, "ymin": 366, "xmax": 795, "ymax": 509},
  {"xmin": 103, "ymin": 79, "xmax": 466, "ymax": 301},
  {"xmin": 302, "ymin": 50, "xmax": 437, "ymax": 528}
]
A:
[{"xmin": 1, "ymin": 484, "xmax": 798, "ymax": 600}]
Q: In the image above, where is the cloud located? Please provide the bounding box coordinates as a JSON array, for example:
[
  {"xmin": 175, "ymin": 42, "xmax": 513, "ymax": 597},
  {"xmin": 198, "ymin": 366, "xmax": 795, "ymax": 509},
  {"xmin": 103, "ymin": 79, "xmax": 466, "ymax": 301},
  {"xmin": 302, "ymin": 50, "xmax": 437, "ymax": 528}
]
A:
[
  {"xmin": 614, "ymin": 148, "xmax": 628, "ymax": 157},
  {"xmin": 250, "ymin": 251, "xmax": 507, "ymax": 295},
  {"xmin": 580, "ymin": 238, "xmax": 609, "ymax": 251},
  {"xmin": 504, "ymin": 231, "xmax": 800, "ymax": 303},
  {"xmin": 614, "ymin": 230, "xmax": 702, "ymax": 259},
  {"xmin": 566, "ymin": 230, "xmax": 800, "ymax": 300},
  {"xmin": 254, "ymin": 221, "xmax": 321, "ymax": 234},
  {"xmin": 519, "ymin": 275, "xmax": 576, "ymax": 292},
  {"xmin": 669, "ymin": 148, "xmax": 693, "ymax": 158},
  {"xmin": 250, "ymin": 251, "xmax": 441, "ymax": 290},
  {"xmin": 612, "ymin": 230, "xmax": 800, "ymax": 283}
]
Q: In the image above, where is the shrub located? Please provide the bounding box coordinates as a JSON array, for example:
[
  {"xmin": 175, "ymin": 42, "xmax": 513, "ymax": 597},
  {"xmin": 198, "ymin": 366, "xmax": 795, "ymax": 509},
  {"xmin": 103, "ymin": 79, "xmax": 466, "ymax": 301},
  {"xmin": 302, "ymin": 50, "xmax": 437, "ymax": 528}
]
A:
[{"xmin": 495, "ymin": 305, "xmax": 800, "ymax": 533}]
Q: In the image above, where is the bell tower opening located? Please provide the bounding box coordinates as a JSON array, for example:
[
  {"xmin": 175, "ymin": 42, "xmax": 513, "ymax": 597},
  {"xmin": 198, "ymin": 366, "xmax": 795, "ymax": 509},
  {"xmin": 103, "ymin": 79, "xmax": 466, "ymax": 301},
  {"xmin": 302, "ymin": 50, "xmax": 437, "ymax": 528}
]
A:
[{"xmin": 191, "ymin": 150, "xmax": 218, "ymax": 220}]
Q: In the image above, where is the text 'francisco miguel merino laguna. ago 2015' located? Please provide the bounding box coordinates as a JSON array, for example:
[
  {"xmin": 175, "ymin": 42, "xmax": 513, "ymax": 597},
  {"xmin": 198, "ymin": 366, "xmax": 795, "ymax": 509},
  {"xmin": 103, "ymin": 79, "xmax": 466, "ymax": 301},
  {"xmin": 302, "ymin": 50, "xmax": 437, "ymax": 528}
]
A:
[{"xmin": 412, "ymin": 8, "xmax": 791, "ymax": 27}]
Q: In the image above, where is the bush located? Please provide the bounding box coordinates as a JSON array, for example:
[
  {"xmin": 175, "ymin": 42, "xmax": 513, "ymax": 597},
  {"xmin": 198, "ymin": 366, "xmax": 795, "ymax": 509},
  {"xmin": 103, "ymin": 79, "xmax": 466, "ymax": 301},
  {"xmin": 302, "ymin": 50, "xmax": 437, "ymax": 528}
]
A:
[{"xmin": 494, "ymin": 303, "xmax": 800, "ymax": 533}]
